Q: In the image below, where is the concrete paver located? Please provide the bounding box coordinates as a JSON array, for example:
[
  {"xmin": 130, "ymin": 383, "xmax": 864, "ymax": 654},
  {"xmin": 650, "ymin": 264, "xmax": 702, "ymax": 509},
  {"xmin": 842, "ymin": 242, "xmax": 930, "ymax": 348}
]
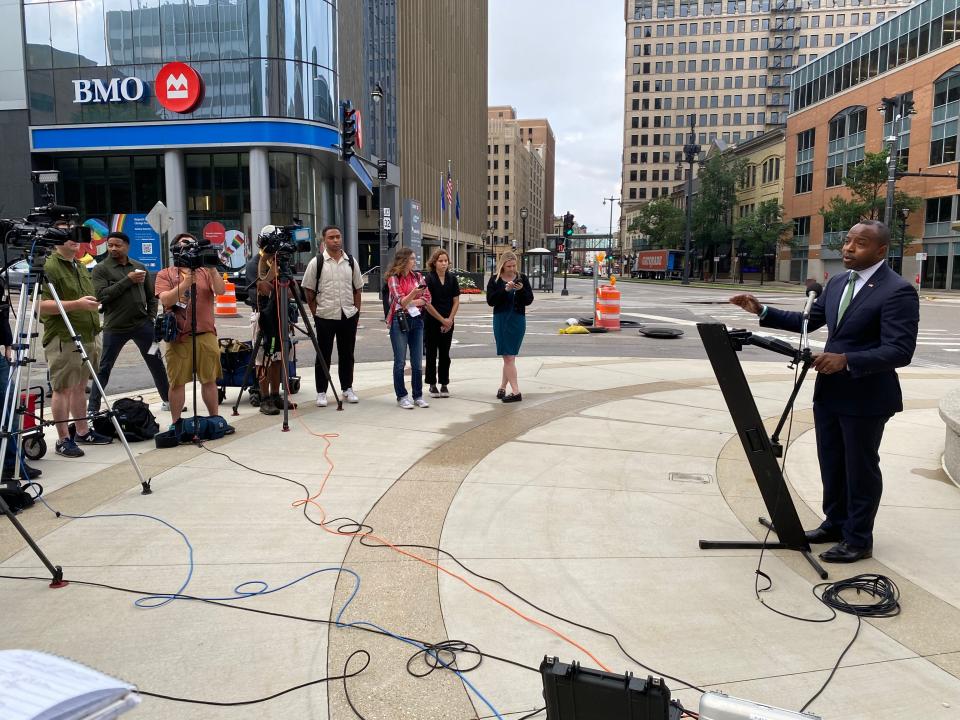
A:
[{"xmin": 1, "ymin": 356, "xmax": 959, "ymax": 720}]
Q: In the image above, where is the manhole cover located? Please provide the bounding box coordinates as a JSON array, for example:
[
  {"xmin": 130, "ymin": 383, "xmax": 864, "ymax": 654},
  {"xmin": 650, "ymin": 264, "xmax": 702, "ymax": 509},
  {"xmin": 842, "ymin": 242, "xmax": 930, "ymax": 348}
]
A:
[{"xmin": 669, "ymin": 472, "xmax": 713, "ymax": 485}]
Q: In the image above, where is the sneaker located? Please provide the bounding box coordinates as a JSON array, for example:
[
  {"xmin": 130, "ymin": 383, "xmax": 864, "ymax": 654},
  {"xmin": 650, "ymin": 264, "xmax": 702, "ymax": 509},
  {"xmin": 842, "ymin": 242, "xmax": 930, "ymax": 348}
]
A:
[
  {"xmin": 344, "ymin": 388, "xmax": 359, "ymax": 404},
  {"xmin": 429, "ymin": 385, "xmax": 441, "ymax": 398},
  {"xmin": 398, "ymin": 396, "xmax": 414, "ymax": 409},
  {"xmin": 414, "ymin": 397, "xmax": 430, "ymax": 408},
  {"xmin": 55, "ymin": 438, "xmax": 85, "ymax": 458},
  {"xmin": 440, "ymin": 385, "xmax": 450, "ymax": 398},
  {"xmin": 259, "ymin": 397, "xmax": 280, "ymax": 416},
  {"xmin": 161, "ymin": 401, "xmax": 171, "ymax": 411},
  {"xmin": 316, "ymin": 392, "xmax": 328, "ymax": 408},
  {"xmin": 76, "ymin": 430, "xmax": 113, "ymax": 445},
  {"xmin": 2, "ymin": 464, "xmax": 42, "ymax": 480}
]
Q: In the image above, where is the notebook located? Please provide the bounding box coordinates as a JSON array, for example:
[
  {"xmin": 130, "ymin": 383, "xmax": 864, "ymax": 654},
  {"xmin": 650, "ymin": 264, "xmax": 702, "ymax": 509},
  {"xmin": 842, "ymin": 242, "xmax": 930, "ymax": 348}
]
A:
[{"xmin": 0, "ymin": 650, "xmax": 141, "ymax": 720}]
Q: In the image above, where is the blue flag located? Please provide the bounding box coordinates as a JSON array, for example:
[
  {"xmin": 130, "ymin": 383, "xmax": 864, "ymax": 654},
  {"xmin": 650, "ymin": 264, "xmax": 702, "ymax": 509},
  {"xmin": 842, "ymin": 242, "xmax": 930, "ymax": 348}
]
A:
[
  {"xmin": 440, "ymin": 174, "xmax": 446, "ymax": 212},
  {"xmin": 455, "ymin": 189, "xmax": 460, "ymax": 221}
]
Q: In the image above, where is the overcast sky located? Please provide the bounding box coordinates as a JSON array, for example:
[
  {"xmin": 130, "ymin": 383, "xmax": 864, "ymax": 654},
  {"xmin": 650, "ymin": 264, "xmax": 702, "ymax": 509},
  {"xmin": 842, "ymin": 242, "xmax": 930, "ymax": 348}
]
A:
[{"xmin": 488, "ymin": 1, "xmax": 624, "ymax": 234}]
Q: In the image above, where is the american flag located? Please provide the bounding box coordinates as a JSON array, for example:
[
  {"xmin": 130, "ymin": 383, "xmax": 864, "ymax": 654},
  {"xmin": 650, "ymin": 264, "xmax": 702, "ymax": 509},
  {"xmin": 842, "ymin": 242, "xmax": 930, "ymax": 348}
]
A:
[{"xmin": 445, "ymin": 171, "xmax": 454, "ymax": 208}]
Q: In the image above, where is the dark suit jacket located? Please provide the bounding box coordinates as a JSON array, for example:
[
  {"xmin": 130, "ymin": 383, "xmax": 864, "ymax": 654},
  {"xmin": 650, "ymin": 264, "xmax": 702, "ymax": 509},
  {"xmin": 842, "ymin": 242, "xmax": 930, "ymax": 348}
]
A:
[{"xmin": 760, "ymin": 262, "xmax": 919, "ymax": 417}]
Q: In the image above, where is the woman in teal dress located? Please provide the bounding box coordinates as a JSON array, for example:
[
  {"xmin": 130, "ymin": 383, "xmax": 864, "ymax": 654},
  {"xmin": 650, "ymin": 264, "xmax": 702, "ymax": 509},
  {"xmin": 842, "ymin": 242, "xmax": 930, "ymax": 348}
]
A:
[{"xmin": 486, "ymin": 251, "xmax": 534, "ymax": 403}]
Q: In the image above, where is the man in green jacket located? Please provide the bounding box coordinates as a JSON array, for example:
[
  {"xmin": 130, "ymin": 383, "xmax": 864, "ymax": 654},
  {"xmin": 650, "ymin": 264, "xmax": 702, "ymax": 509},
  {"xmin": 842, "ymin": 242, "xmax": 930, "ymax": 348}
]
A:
[
  {"xmin": 40, "ymin": 231, "xmax": 112, "ymax": 458},
  {"xmin": 88, "ymin": 232, "xmax": 170, "ymax": 414}
]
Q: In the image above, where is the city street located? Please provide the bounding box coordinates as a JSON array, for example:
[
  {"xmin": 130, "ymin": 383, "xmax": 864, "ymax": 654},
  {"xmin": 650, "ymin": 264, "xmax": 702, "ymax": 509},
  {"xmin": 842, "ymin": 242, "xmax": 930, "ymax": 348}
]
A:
[{"xmin": 90, "ymin": 277, "xmax": 960, "ymax": 400}]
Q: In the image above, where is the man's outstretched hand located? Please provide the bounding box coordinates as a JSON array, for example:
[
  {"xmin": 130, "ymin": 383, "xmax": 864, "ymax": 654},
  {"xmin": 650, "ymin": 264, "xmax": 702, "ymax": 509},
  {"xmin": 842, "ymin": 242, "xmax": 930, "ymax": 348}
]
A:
[{"xmin": 730, "ymin": 293, "xmax": 762, "ymax": 315}]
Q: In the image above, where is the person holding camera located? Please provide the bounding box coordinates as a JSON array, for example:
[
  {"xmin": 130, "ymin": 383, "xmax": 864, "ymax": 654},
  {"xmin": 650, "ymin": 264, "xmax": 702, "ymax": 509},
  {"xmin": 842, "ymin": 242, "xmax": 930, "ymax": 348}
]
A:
[
  {"xmin": 423, "ymin": 248, "xmax": 460, "ymax": 398},
  {"xmin": 301, "ymin": 226, "xmax": 363, "ymax": 408},
  {"xmin": 40, "ymin": 233, "xmax": 112, "ymax": 457},
  {"xmin": 246, "ymin": 233, "xmax": 296, "ymax": 416},
  {"xmin": 385, "ymin": 247, "xmax": 433, "ymax": 409},
  {"xmin": 154, "ymin": 233, "xmax": 227, "ymax": 425},
  {"xmin": 88, "ymin": 232, "xmax": 170, "ymax": 414},
  {"xmin": 486, "ymin": 251, "xmax": 533, "ymax": 403}
]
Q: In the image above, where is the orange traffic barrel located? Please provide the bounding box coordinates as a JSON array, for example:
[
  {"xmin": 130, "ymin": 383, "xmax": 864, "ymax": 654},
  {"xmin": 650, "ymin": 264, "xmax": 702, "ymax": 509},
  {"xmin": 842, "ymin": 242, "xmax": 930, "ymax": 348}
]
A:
[
  {"xmin": 595, "ymin": 278, "xmax": 621, "ymax": 331},
  {"xmin": 215, "ymin": 281, "xmax": 239, "ymax": 317}
]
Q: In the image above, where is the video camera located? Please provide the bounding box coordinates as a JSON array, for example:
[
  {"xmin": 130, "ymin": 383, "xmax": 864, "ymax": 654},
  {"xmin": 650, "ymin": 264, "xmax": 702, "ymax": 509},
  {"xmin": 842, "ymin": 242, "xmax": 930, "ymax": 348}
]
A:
[
  {"xmin": 172, "ymin": 237, "xmax": 220, "ymax": 269},
  {"xmin": 257, "ymin": 224, "xmax": 311, "ymax": 257},
  {"xmin": 0, "ymin": 203, "xmax": 92, "ymax": 248}
]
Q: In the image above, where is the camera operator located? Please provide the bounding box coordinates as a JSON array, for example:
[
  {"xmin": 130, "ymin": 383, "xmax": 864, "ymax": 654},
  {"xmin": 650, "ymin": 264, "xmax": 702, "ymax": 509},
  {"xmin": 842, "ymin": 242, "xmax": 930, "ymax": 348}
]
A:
[
  {"xmin": 301, "ymin": 226, "xmax": 362, "ymax": 408},
  {"xmin": 155, "ymin": 233, "xmax": 228, "ymax": 426},
  {"xmin": 88, "ymin": 231, "xmax": 170, "ymax": 413},
  {"xmin": 39, "ymin": 229, "xmax": 113, "ymax": 457},
  {"xmin": 245, "ymin": 235, "xmax": 292, "ymax": 416}
]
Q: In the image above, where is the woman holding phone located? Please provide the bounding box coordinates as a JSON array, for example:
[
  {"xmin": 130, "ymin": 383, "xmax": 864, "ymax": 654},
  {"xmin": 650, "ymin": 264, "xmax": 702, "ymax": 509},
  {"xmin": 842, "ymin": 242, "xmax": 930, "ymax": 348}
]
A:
[
  {"xmin": 486, "ymin": 251, "xmax": 533, "ymax": 403},
  {"xmin": 385, "ymin": 247, "xmax": 433, "ymax": 409},
  {"xmin": 423, "ymin": 248, "xmax": 460, "ymax": 398}
]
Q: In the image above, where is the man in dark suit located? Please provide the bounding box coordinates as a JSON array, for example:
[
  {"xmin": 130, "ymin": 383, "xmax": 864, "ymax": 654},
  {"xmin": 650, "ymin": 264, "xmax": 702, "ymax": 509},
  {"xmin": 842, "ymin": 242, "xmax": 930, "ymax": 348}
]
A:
[{"xmin": 730, "ymin": 220, "xmax": 919, "ymax": 562}]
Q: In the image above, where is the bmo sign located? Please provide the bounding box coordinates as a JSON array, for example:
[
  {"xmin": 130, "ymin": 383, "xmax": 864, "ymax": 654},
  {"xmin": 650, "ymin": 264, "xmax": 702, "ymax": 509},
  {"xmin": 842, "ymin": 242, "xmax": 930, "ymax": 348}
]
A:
[
  {"xmin": 73, "ymin": 77, "xmax": 145, "ymax": 104},
  {"xmin": 72, "ymin": 62, "xmax": 204, "ymax": 114}
]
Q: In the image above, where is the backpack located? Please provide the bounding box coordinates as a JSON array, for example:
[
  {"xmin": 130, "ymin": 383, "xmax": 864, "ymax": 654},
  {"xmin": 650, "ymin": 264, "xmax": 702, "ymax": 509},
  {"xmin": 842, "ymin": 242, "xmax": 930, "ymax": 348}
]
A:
[
  {"xmin": 0, "ymin": 482, "xmax": 36, "ymax": 513},
  {"xmin": 155, "ymin": 415, "xmax": 231, "ymax": 448},
  {"xmin": 94, "ymin": 396, "xmax": 159, "ymax": 441}
]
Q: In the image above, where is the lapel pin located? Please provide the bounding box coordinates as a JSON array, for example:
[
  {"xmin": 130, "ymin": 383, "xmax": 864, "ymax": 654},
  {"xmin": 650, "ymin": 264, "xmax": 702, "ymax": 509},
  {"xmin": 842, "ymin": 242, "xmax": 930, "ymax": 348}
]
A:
[{"xmin": 867, "ymin": 283, "xmax": 874, "ymax": 288}]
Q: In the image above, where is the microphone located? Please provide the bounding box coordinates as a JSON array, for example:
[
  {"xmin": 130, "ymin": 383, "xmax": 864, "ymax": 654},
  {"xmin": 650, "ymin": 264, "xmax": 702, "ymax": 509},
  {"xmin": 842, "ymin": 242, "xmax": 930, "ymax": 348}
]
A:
[{"xmin": 801, "ymin": 282, "xmax": 823, "ymax": 318}]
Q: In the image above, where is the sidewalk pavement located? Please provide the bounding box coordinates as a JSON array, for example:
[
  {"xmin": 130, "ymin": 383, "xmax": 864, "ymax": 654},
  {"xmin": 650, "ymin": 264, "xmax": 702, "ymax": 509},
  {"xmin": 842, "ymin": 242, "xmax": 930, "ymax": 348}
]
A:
[{"xmin": 2, "ymin": 357, "xmax": 959, "ymax": 719}]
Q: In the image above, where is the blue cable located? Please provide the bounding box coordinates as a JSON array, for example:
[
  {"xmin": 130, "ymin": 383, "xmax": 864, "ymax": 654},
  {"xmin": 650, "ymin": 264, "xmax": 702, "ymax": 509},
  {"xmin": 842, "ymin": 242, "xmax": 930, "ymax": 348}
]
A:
[{"xmin": 36, "ymin": 498, "xmax": 503, "ymax": 716}]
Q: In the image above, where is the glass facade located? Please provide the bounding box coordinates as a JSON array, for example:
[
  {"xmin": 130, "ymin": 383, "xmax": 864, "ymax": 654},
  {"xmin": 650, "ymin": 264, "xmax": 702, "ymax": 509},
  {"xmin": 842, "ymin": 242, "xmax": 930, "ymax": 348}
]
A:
[
  {"xmin": 365, "ymin": 0, "xmax": 398, "ymax": 164},
  {"xmin": 791, "ymin": 0, "xmax": 960, "ymax": 112},
  {"xmin": 23, "ymin": 0, "xmax": 337, "ymax": 126},
  {"xmin": 53, "ymin": 154, "xmax": 165, "ymax": 217}
]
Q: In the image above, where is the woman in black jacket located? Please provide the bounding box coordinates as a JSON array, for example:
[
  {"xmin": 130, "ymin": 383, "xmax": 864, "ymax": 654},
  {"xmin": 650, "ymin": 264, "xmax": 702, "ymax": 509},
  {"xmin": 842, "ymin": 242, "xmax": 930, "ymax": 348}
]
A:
[{"xmin": 485, "ymin": 251, "xmax": 533, "ymax": 403}]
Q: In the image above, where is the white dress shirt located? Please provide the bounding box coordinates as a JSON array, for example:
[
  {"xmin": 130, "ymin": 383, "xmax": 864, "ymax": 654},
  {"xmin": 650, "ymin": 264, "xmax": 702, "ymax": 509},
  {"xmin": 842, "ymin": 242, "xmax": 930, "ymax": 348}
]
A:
[{"xmin": 838, "ymin": 258, "xmax": 886, "ymax": 313}]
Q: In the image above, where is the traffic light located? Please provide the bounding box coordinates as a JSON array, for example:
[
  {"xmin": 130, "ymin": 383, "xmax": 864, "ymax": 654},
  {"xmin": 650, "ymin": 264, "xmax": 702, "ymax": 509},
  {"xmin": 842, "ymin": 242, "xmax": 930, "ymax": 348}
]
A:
[
  {"xmin": 563, "ymin": 212, "xmax": 575, "ymax": 237},
  {"xmin": 341, "ymin": 102, "xmax": 357, "ymax": 160}
]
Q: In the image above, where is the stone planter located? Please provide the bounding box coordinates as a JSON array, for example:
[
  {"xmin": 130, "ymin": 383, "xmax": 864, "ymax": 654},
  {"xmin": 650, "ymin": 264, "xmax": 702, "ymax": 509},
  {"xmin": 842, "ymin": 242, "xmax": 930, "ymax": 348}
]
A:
[{"xmin": 940, "ymin": 387, "xmax": 960, "ymax": 488}]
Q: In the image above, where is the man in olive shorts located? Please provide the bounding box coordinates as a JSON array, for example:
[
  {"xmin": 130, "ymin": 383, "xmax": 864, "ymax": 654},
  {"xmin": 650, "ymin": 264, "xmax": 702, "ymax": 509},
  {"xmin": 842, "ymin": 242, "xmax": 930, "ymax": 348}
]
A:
[
  {"xmin": 155, "ymin": 233, "xmax": 230, "ymax": 427},
  {"xmin": 40, "ymin": 232, "xmax": 112, "ymax": 457}
]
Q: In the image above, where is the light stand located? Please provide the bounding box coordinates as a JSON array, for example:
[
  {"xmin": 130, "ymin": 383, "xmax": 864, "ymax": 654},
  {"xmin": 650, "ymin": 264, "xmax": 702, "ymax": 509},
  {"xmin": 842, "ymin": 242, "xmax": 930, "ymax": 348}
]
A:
[
  {"xmin": 879, "ymin": 94, "xmax": 915, "ymax": 227},
  {"xmin": 680, "ymin": 115, "xmax": 701, "ymax": 286},
  {"xmin": 520, "ymin": 206, "xmax": 528, "ymax": 257}
]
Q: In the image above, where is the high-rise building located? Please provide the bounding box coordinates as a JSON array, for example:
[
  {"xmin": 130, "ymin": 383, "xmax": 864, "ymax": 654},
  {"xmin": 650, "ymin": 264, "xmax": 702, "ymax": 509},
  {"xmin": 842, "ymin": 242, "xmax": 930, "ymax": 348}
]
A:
[
  {"xmin": 487, "ymin": 106, "xmax": 547, "ymax": 255},
  {"xmin": 516, "ymin": 118, "xmax": 556, "ymax": 234},
  {"xmin": 620, "ymin": 0, "xmax": 915, "ymax": 238}
]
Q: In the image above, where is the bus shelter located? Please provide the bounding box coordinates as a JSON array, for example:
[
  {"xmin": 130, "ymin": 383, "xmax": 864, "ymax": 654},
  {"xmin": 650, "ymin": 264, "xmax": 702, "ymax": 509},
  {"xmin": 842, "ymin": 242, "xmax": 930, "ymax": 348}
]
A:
[{"xmin": 522, "ymin": 248, "xmax": 555, "ymax": 292}]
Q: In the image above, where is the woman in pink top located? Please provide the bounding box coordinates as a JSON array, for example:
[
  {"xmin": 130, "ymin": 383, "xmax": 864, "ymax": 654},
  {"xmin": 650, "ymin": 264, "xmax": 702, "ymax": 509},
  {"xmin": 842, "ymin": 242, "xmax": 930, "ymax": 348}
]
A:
[{"xmin": 385, "ymin": 248, "xmax": 433, "ymax": 408}]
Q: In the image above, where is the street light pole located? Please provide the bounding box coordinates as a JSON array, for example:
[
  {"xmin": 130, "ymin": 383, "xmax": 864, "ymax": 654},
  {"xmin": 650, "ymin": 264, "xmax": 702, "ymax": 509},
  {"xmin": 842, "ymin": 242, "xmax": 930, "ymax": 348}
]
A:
[
  {"xmin": 898, "ymin": 207, "xmax": 909, "ymax": 276},
  {"xmin": 520, "ymin": 206, "xmax": 528, "ymax": 255},
  {"xmin": 603, "ymin": 195, "xmax": 620, "ymax": 277},
  {"xmin": 880, "ymin": 93, "xmax": 914, "ymax": 227},
  {"xmin": 371, "ymin": 82, "xmax": 387, "ymax": 294},
  {"xmin": 681, "ymin": 114, "xmax": 701, "ymax": 286}
]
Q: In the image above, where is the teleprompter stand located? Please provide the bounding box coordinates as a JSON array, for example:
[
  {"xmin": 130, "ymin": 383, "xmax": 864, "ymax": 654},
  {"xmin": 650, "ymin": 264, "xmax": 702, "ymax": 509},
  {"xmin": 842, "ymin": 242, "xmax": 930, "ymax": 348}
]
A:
[{"xmin": 696, "ymin": 323, "xmax": 827, "ymax": 579}]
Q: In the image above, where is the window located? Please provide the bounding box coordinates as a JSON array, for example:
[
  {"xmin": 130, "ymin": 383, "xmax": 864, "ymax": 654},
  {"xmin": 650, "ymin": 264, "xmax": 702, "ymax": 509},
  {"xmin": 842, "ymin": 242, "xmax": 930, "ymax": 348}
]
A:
[
  {"xmin": 826, "ymin": 106, "xmax": 866, "ymax": 187},
  {"xmin": 931, "ymin": 66, "xmax": 960, "ymax": 166},
  {"xmin": 795, "ymin": 128, "xmax": 815, "ymax": 194},
  {"xmin": 925, "ymin": 196, "xmax": 956, "ymax": 236}
]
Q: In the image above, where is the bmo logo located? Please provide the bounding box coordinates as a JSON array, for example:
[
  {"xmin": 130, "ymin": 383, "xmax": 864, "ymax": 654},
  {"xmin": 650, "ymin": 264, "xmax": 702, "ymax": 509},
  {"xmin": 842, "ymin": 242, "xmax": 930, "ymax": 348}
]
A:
[
  {"xmin": 155, "ymin": 62, "xmax": 204, "ymax": 114},
  {"xmin": 73, "ymin": 77, "xmax": 146, "ymax": 104}
]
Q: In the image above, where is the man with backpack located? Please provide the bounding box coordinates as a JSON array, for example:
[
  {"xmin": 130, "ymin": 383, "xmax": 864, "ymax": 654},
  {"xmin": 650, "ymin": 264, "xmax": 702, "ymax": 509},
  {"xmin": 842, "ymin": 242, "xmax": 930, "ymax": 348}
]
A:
[{"xmin": 301, "ymin": 226, "xmax": 363, "ymax": 407}]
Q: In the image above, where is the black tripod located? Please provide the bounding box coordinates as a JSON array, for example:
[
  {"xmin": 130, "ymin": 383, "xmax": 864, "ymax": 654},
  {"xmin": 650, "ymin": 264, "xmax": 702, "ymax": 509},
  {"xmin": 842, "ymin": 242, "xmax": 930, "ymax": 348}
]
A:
[
  {"xmin": 231, "ymin": 255, "xmax": 342, "ymax": 427},
  {"xmin": 0, "ymin": 249, "xmax": 153, "ymax": 585}
]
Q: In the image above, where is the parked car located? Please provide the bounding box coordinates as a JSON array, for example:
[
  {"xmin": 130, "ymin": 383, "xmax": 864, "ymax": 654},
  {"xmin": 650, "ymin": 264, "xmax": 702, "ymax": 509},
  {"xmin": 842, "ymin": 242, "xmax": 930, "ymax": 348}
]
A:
[
  {"xmin": 220, "ymin": 265, "xmax": 249, "ymax": 301},
  {"xmin": 581, "ymin": 265, "xmax": 594, "ymax": 277},
  {"xmin": 569, "ymin": 264, "xmax": 583, "ymax": 275},
  {"xmin": 1, "ymin": 259, "xmax": 31, "ymax": 289}
]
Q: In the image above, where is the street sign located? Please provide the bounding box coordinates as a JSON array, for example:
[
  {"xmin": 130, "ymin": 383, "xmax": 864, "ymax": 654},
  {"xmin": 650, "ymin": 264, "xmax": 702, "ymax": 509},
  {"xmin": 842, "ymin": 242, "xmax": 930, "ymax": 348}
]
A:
[
  {"xmin": 713, "ymin": 256, "xmax": 720, "ymax": 262},
  {"xmin": 916, "ymin": 252, "xmax": 928, "ymax": 261},
  {"xmin": 146, "ymin": 201, "xmax": 173, "ymax": 235},
  {"xmin": 382, "ymin": 207, "xmax": 392, "ymax": 231}
]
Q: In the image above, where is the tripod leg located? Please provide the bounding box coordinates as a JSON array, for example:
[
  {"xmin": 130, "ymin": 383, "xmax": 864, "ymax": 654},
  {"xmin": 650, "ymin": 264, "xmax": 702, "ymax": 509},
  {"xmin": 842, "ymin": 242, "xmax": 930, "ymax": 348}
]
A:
[
  {"xmin": 43, "ymin": 283, "xmax": 153, "ymax": 494},
  {"xmin": 284, "ymin": 280, "xmax": 343, "ymax": 410},
  {"xmin": 0, "ymin": 487, "xmax": 66, "ymax": 586},
  {"xmin": 231, "ymin": 331, "xmax": 263, "ymax": 416}
]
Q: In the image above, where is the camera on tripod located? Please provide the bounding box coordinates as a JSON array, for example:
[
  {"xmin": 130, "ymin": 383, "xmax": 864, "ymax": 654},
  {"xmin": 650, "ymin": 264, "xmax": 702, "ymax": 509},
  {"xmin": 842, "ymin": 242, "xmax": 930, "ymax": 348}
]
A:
[
  {"xmin": 257, "ymin": 224, "xmax": 311, "ymax": 257},
  {"xmin": 0, "ymin": 203, "xmax": 92, "ymax": 248},
  {"xmin": 171, "ymin": 237, "xmax": 220, "ymax": 269}
]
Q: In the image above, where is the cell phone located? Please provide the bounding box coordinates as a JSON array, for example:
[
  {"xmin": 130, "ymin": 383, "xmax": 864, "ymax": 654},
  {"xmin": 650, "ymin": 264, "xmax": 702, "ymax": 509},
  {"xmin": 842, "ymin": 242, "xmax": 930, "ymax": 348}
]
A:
[{"xmin": 417, "ymin": 283, "xmax": 427, "ymax": 289}]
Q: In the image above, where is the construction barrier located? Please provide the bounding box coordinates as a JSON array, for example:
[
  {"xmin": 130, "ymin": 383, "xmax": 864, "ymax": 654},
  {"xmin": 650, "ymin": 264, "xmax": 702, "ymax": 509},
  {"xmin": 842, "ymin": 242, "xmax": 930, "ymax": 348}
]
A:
[
  {"xmin": 595, "ymin": 277, "xmax": 621, "ymax": 331},
  {"xmin": 215, "ymin": 280, "xmax": 240, "ymax": 317}
]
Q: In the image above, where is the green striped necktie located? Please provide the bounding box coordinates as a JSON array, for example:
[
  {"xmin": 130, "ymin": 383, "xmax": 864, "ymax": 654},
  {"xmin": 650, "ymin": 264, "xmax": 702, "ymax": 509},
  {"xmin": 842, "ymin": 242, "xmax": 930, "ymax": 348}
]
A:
[{"xmin": 837, "ymin": 271, "xmax": 858, "ymax": 322}]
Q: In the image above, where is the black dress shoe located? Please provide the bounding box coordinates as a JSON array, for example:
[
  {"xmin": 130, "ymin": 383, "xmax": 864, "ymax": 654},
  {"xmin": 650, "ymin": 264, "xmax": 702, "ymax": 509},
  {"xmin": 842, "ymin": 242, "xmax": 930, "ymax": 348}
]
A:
[
  {"xmin": 1, "ymin": 464, "xmax": 41, "ymax": 481},
  {"xmin": 496, "ymin": 388, "xmax": 506, "ymax": 399},
  {"xmin": 805, "ymin": 526, "xmax": 843, "ymax": 544},
  {"xmin": 819, "ymin": 542, "xmax": 872, "ymax": 563},
  {"xmin": 502, "ymin": 393, "xmax": 523, "ymax": 403}
]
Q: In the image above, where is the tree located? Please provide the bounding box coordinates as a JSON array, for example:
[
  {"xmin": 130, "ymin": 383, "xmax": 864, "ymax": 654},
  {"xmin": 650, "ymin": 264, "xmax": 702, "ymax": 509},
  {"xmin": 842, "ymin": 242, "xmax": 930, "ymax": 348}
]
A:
[
  {"xmin": 819, "ymin": 151, "xmax": 922, "ymax": 251},
  {"xmin": 733, "ymin": 199, "xmax": 791, "ymax": 284},
  {"xmin": 627, "ymin": 199, "xmax": 684, "ymax": 249},
  {"xmin": 692, "ymin": 153, "xmax": 746, "ymax": 277}
]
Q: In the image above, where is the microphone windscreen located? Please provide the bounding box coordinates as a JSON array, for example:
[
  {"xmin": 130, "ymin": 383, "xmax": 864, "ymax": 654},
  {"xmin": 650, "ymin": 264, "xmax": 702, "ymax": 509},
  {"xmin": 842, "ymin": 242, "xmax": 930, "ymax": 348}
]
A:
[{"xmin": 809, "ymin": 282, "xmax": 823, "ymax": 297}]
